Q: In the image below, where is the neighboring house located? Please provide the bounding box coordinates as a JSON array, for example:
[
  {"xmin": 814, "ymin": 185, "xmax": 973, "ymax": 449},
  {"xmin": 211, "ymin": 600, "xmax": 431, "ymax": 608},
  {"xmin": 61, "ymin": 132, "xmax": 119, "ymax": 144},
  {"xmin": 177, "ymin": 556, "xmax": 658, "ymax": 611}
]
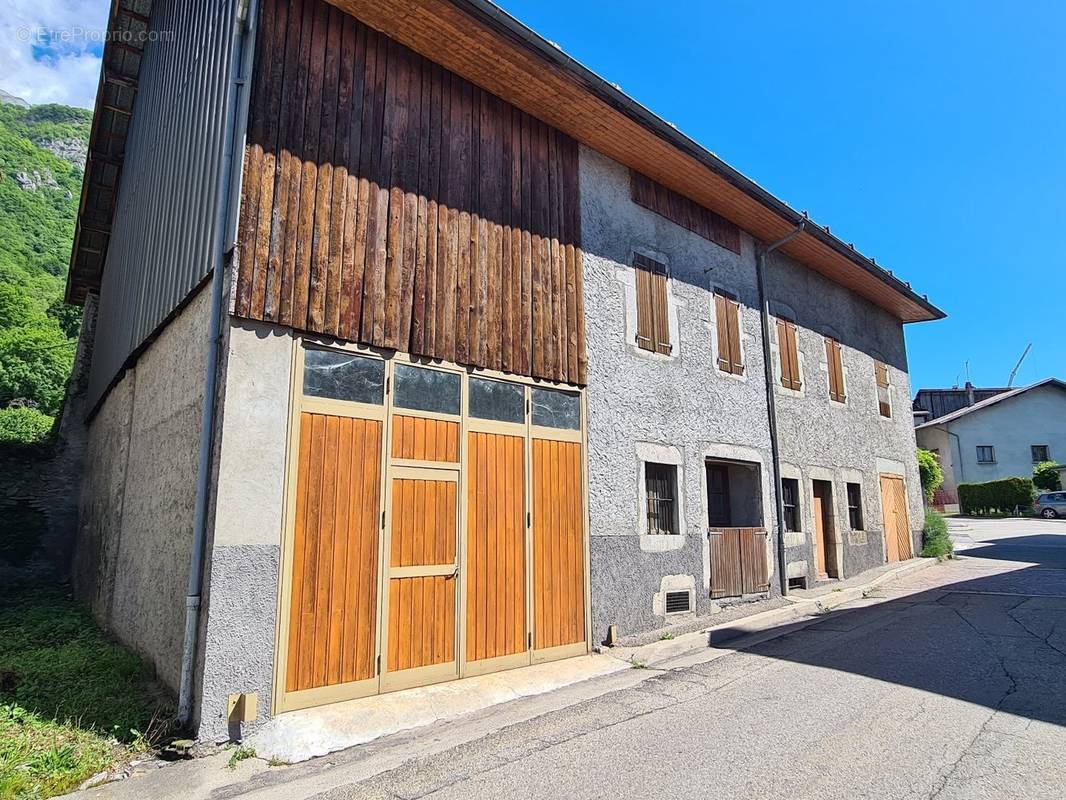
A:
[
  {"xmin": 915, "ymin": 379, "xmax": 1066, "ymax": 492},
  {"xmin": 64, "ymin": 0, "xmax": 942, "ymax": 740},
  {"xmin": 912, "ymin": 383, "xmax": 1010, "ymax": 426}
]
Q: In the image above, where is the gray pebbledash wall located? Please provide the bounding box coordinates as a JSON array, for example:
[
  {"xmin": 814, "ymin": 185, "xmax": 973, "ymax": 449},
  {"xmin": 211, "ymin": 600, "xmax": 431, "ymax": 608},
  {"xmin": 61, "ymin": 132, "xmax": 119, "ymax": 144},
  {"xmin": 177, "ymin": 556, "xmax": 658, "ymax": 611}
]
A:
[
  {"xmin": 71, "ymin": 283, "xmax": 211, "ymax": 692},
  {"xmin": 579, "ymin": 146, "xmax": 926, "ymax": 642},
  {"xmin": 580, "ymin": 147, "xmax": 776, "ymax": 644},
  {"xmin": 766, "ymin": 250, "xmax": 925, "ymax": 582},
  {"xmin": 193, "ymin": 318, "xmax": 293, "ymax": 742}
]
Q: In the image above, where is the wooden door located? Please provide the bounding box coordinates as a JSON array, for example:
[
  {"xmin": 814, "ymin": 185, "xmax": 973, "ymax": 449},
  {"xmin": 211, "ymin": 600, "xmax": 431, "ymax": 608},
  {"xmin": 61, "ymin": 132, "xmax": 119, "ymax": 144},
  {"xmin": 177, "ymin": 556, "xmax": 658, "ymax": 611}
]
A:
[
  {"xmin": 466, "ymin": 432, "xmax": 528, "ymax": 673},
  {"xmin": 532, "ymin": 438, "xmax": 586, "ymax": 657},
  {"xmin": 382, "ymin": 467, "xmax": 460, "ymax": 691},
  {"xmin": 284, "ymin": 412, "xmax": 382, "ymax": 701},
  {"xmin": 812, "ymin": 481, "xmax": 836, "ymax": 578},
  {"xmin": 880, "ymin": 475, "xmax": 912, "ymax": 562}
]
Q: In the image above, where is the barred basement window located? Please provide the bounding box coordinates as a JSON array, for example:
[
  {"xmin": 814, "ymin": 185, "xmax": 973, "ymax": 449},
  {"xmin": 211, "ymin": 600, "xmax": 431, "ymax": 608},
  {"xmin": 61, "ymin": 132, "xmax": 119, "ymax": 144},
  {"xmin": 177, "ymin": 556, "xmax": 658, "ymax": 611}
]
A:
[{"xmin": 645, "ymin": 462, "xmax": 679, "ymax": 535}]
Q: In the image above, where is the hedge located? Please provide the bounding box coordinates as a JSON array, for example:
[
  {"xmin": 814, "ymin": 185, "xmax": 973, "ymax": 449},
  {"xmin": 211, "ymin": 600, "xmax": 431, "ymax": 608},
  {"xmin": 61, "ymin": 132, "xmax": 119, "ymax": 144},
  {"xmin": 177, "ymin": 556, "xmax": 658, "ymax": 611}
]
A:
[{"xmin": 958, "ymin": 477, "xmax": 1036, "ymax": 516}]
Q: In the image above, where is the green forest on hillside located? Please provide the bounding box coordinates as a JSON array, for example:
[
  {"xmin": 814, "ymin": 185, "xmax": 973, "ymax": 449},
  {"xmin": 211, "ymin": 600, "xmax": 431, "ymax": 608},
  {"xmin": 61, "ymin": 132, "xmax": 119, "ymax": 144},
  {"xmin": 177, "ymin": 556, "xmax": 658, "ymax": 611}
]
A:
[{"xmin": 0, "ymin": 99, "xmax": 90, "ymax": 442}]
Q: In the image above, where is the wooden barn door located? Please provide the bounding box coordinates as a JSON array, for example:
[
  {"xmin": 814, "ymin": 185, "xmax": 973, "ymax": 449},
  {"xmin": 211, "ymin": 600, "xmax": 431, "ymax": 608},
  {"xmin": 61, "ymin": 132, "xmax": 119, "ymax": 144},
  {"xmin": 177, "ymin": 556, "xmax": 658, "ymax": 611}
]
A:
[
  {"xmin": 530, "ymin": 386, "xmax": 587, "ymax": 661},
  {"xmin": 381, "ymin": 363, "xmax": 464, "ymax": 692},
  {"xmin": 880, "ymin": 475, "xmax": 912, "ymax": 562},
  {"xmin": 277, "ymin": 349, "xmax": 387, "ymax": 713},
  {"xmin": 465, "ymin": 430, "xmax": 528, "ymax": 675}
]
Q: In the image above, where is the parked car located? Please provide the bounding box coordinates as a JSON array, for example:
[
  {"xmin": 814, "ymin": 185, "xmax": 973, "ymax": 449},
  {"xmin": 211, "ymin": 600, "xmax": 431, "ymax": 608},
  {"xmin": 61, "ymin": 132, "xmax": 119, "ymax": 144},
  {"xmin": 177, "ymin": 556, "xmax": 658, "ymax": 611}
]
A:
[{"xmin": 1035, "ymin": 492, "xmax": 1066, "ymax": 519}]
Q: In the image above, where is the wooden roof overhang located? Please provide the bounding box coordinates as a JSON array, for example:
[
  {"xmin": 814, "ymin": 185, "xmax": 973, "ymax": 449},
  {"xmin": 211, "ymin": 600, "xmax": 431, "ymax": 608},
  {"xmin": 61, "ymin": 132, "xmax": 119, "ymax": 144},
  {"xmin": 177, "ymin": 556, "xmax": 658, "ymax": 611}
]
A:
[
  {"xmin": 328, "ymin": 0, "xmax": 945, "ymax": 323},
  {"xmin": 66, "ymin": 0, "xmax": 152, "ymax": 304}
]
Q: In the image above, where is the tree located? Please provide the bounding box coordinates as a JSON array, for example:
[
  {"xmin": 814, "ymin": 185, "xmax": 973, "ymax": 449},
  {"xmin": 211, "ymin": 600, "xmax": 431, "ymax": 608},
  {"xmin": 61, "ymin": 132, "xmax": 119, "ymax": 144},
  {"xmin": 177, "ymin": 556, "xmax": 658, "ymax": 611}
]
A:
[
  {"xmin": 0, "ymin": 324, "xmax": 74, "ymax": 416},
  {"xmin": 1033, "ymin": 461, "xmax": 1062, "ymax": 492},
  {"xmin": 0, "ymin": 406, "xmax": 53, "ymax": 444},
  {"xmin": 917, "ymin": 448, "xmax": 944, "ymax": 502}
]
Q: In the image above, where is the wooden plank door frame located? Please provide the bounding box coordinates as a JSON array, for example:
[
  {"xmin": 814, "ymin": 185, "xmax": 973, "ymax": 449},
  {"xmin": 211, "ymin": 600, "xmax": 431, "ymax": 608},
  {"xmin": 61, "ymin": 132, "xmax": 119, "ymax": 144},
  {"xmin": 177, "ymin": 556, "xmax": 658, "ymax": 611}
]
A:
[{"xmin": 273, "ymin": 344, "xmax": 390, "ymax": 714}]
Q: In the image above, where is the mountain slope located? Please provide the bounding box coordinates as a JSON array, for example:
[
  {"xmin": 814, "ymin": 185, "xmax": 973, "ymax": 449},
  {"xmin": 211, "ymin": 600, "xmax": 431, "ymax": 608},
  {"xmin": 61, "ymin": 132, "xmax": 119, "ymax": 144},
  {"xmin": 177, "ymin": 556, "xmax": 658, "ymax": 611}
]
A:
[{"xmin": 0, "ymin": 97, "xmax": 90, "ymax": 432}]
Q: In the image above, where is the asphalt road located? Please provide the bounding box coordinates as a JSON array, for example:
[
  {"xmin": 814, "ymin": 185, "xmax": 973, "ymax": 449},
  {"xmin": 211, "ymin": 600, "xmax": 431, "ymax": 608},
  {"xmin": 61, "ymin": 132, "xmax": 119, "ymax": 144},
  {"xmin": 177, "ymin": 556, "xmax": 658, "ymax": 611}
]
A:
[{"xmin": 314, "ymin": 517, "xmax": 1066, "ymax": 800}]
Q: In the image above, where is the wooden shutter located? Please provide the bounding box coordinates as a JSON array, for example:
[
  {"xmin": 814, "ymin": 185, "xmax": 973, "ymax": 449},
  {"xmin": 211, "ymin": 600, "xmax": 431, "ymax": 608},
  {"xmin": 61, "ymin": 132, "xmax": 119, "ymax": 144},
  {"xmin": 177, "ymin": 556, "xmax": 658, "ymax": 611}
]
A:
[
  {"xmin": 776, "ymin": 319, "xmax": 801, "ymax": 390},
  {"xmin": 825, "ymin": 337, "xmax": 846, "ymax": 402},
  {"xmin": 715, "ymin": 294, "xmax": 743, "ymax": 375},
  {"xmin": 634, "ymin": 255, "xmax": 671, "ymax": 354},
  {"xmin": 874, "ymin": 360, "xmax": 889, "ymax": 389},
  {"xmin": 875, "ymin": 361, "xmax": 891, "ymax": 417}
]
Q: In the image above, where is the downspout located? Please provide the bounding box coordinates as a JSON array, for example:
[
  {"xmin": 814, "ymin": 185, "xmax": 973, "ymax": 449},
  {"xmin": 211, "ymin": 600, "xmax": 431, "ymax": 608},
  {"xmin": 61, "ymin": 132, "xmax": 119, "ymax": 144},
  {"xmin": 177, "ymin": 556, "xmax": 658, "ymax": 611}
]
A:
[
  {"xmin": 178, "ymin": 0, "xmax": 259, "ymax": 729},
  {"xmin": 943, "ymin": 426, "xmax": 964, "ymax": 485},
  {"xmin": 756, "ymin": 222, "xmax": 805, "ymax": 596}
]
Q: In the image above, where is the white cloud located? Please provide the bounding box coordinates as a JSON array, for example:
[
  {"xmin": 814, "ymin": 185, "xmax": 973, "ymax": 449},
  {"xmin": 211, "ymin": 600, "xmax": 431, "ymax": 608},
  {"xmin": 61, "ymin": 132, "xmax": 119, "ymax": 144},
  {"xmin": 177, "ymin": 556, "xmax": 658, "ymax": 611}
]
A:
[{"xmin": 0, "ymin": 0, "xmax": 110, "ymax": 109}]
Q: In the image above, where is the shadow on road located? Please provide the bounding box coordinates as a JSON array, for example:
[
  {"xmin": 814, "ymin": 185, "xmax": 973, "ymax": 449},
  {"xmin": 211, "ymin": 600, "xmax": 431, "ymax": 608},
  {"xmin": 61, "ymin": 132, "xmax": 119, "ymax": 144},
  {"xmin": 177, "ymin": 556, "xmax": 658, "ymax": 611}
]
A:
[{"xmin": 705, "ymin": 546, "xmax": 1066, "ymax": 729}]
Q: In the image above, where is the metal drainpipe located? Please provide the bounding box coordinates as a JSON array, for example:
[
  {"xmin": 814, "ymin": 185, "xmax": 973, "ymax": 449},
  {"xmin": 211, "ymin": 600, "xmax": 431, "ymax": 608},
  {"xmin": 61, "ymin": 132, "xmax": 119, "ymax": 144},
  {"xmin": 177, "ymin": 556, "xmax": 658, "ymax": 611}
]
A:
[
  {"xmin": 177, "ymin": 0, "xmax": 259, "ymax": 730},
  {"xmin": 944, "ymin": 427, "xmax": 964, "ymax": 485},
  {"xmin": 755, "ymin": 222, "xmax": 805, "ymax": 596}
]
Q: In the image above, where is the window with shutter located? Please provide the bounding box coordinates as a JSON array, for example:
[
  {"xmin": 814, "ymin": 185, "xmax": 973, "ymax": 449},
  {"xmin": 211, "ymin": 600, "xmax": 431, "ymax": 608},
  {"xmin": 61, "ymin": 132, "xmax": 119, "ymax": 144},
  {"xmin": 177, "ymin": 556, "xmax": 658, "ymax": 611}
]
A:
[
  {"xmin": 874, "ymin": 360, "xmax": 891, "ymax": 417},
  {"xmin": 825, "ymin": 337, "xmax": 846, "ymax": 402},
  {"xmin": 633, "ymin": 254, "xmax": 671, "ymax": 354},
  {"xmin": 776, "ymin": 318, "xmax": 802, "ymax": 390},
  {"xmin": 714, "ymin": 293, "xmax": 744, "ymax": 375}
]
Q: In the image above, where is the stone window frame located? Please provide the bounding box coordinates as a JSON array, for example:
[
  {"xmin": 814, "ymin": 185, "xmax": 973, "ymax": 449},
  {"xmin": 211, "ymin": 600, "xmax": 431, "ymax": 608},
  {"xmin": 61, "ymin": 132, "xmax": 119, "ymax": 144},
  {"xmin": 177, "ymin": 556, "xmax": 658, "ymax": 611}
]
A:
[
  {"xmin": 636, "ymin": 442, "xmax": 687, "ymax": 552},
  {"xmin": 710, "ymin": 287, "xmax": 748, "ymax": 383},
  {"xmin": 620, "ymin": 246, "xmax": 680, "ymax": 363},
  {"xmin": 768, "ymin": 302, "xmax": 805, "ymax": 399},
  {"xmin": 819, "ymin": 326, "xmax": 849, "ymax": 407}
]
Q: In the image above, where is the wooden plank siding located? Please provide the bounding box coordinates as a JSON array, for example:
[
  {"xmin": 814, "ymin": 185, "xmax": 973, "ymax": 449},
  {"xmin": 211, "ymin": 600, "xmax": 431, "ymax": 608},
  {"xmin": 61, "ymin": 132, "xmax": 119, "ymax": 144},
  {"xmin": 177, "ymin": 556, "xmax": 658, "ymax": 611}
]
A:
[
  {"xmin": 532, "ymin": 438, "xmax": 585, "ymax": 650},
  {"xmin": 236, "ymin": 0, "xmax": 586, "ymax": 385},
  {"xmin": 287, "ymin": 412, "xmax": 381, "ymax": 692},
  {"xmin": 466, "ymin": 432, "xmax": 526, "ymax": 663},
  {"xmin": 631, "ymin": 170, "xmax": 740, "ymax": 255}
]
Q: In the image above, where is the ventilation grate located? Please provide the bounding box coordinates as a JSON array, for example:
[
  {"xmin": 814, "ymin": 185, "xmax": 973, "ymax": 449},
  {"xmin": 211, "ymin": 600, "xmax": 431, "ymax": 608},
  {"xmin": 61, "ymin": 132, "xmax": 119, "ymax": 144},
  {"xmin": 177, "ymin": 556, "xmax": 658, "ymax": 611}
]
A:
[{"xmin": 665, "ymin": 590, "xmax": 691, "ymax": 614}]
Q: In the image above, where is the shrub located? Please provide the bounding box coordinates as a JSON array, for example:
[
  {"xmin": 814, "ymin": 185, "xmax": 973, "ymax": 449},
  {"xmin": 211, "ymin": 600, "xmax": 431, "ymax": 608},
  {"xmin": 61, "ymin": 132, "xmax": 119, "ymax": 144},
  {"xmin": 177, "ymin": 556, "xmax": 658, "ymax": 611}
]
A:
[
  {"xmin": 920, "ymin": 509, "xmax": 953, "ymax": 559},
  {"xmin": 917, "ymin": 448, "xmax": 944, "ymax": 502},
  {"xmin": 0, "ymin": 406, "xmax": 53, "ymax": 444},
  {"xmin": 958, "ymin": 477, "xmax": 1036, "ymax": 516},
  {"xmin": 1033, "ymin": 461, "xmax": 1062, "ymax": 492}
]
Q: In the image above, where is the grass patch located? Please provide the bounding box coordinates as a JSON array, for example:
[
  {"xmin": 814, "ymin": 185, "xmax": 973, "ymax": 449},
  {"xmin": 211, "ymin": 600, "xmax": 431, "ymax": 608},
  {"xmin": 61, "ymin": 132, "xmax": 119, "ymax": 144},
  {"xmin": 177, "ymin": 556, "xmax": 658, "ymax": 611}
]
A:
[
  {"xmin": 226, "ymin": 745, "xmax": 256, "ymax": 771},
  {"xmin": 0, "ymin": 581, "xmax": 173, "ymax": 799},
  {"xmin": 920, "ymin": 509, "xmax": 954, "ymax": 560}
]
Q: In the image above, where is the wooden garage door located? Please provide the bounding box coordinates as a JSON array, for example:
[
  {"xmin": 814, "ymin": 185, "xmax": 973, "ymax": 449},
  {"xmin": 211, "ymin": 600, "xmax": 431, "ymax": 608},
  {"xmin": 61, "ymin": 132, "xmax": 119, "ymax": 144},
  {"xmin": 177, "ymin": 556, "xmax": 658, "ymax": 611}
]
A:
[
  {"xmin": 880, "ymin": 475, "xmax": 912, "ymax": 562},
  {"xmin": 466, "ymin": 432, "xmax": 527, "ymax": 666},
  {"xmin": 286, "ymin": 412, "xmax": 381, "ymax": 693},
  {"xmin": 532, "ymin": 438, "xmax": 585, "ymax": 653}
]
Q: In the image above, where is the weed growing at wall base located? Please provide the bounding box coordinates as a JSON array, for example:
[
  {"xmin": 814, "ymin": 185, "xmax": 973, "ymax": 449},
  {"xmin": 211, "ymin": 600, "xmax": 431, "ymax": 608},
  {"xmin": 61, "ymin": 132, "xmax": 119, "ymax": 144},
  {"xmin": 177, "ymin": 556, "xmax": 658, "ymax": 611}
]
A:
[
  {"xmin": 0, "ymin": 582, "xmax": 173, "ymax": 798},
  {"xmin": 920, "ymin": 510, "xmax": 954, "ymax": 560}
]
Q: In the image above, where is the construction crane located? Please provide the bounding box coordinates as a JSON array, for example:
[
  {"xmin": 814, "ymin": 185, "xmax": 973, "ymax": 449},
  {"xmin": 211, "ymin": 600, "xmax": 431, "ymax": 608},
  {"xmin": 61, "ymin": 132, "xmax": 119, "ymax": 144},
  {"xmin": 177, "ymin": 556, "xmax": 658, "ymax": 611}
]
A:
[{"xmin": 1007, "ymin": 343, "xmax": 1032, "ymax": 388}]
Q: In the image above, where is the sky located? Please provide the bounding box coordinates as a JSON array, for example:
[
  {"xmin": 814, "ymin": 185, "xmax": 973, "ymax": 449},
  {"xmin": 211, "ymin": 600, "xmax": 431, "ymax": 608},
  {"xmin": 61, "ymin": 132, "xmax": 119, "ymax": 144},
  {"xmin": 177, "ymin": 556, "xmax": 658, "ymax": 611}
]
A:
[{"xmin": 3, "ymin": 0, "xmax": 1063, "ymax": 391}]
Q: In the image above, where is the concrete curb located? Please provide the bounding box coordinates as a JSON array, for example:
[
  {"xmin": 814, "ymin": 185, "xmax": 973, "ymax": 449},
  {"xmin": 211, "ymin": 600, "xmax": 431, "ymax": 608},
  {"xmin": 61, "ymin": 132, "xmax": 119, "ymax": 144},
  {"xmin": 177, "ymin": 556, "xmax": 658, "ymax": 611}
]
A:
[{"xmin": 608, "ymin": 557, "xmax": 938, "ymax": 670}]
